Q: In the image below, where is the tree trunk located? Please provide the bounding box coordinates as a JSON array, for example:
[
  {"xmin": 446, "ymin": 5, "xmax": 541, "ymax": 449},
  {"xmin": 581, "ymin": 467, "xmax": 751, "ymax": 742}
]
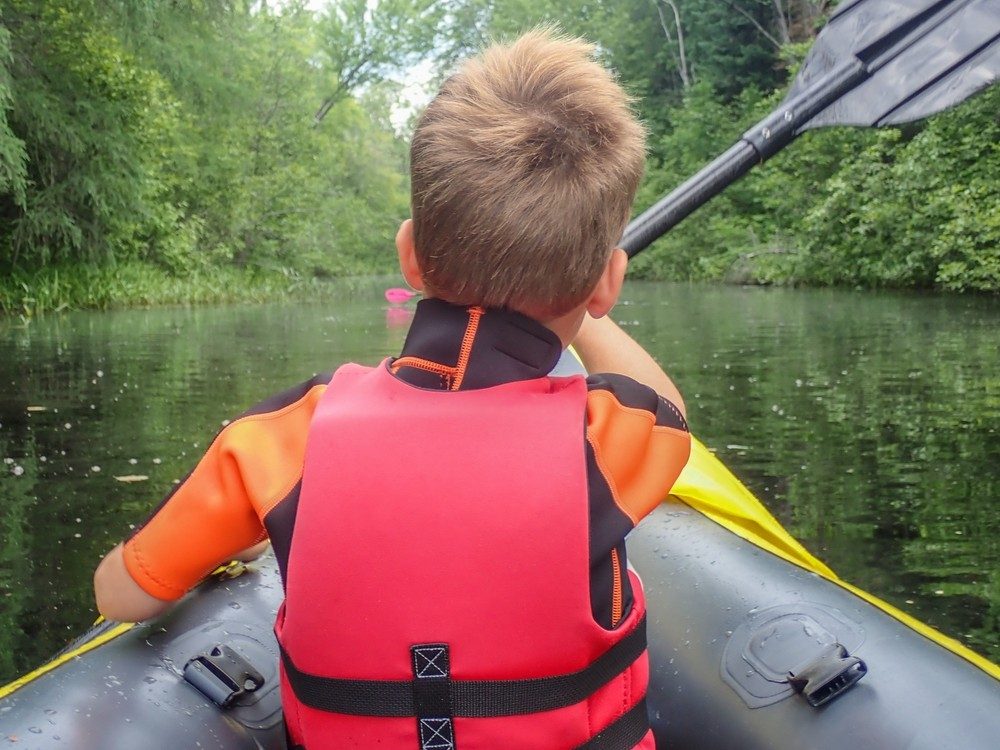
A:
[
  {"xmin": 651, "ymin": 0, "xmax": 690, "ymax": 88},
  {"xmin": 771, "ymin": 0, "xmax": 792, "ymax": 45}
]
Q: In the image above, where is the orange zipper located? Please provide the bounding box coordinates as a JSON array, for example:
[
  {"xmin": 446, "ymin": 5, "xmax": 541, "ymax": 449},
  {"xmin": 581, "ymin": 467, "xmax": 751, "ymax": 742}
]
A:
[{"xmin": 610, "ymin": 548, "xmax": 623, "ymax": 627}]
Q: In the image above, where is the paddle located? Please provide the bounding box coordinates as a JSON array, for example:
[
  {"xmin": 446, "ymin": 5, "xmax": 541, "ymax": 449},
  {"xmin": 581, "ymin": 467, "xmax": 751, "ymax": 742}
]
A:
[
  {"xmin": 620, "ymin": 0, "xmax": 1000, "ymax": 257},
  {"xmin": 385, "ymin": 287, "xmax": 419, "ymax": 304}
]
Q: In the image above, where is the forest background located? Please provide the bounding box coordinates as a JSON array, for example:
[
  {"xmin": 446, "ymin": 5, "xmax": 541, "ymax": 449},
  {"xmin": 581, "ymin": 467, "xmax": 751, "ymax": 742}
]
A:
[{"xmin": 0, "ymin": 0, "xmax": 997, "ymax": 315}]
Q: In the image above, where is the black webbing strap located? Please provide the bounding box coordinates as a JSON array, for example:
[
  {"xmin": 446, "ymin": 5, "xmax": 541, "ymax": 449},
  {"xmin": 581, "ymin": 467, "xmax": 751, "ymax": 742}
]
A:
[
  {"xmin": 574, "ymin": 700, "xmax": 651, "ymax": 750},
  {"xmin": 411, "ymin": 643, "xmax": 455, "ymax": 750},
  {"xmin": 280, "ymin": 614, "xmax": 646, "ymax": 718}
]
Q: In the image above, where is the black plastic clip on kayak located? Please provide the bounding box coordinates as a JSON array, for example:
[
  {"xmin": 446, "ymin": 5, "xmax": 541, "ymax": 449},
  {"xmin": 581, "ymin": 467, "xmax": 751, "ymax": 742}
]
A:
[
  {"xmin": 183, "ymin": 644, "xmax": 265, "ymax": 708},
  {"xmin": 787, "ymin": 643, "xmax": 868, "ymax": 708}
]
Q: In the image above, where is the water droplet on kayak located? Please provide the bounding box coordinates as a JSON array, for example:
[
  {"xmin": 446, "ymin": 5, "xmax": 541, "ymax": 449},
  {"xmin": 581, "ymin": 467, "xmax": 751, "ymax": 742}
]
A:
[
  {"xmin": 229, "ymin": 601, "xmax": 241, "ymax": 610},
  {"xmin": 29, "ymin": 727, "xmax": 42, "ymax": 734},
  {"xmin": 143, "ymin": 676, "xmax": 156, "ymax": 684}
]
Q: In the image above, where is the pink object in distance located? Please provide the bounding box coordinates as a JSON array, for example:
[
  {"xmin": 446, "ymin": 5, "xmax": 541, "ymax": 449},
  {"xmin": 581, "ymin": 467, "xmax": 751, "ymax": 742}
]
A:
[{"xmin": 384, "ymin": 287, "xmax": 418, "ymax": 304}]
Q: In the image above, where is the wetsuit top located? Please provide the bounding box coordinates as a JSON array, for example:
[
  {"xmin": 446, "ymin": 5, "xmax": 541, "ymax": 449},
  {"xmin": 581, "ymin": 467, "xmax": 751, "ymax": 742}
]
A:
[{"xmin": 123, "ymin": 298, "xmax": 691, "ymax": 631}]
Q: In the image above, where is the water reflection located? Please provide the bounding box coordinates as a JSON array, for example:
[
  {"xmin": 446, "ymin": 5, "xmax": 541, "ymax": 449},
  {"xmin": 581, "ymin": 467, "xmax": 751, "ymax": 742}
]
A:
[
  {"xmin": 0, "ymin": 280, "xmax": 996, "ymax": 682},
  {"xmin": 632, "ymin": 284, "xmax": 999, "ymax": 660}
]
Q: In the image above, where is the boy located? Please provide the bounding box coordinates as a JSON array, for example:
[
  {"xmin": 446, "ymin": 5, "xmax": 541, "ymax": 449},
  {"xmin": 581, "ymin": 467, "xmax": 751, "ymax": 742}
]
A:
[{"xmin": 95, "ymin": 29, "xmax": 690, "ymax": 749}]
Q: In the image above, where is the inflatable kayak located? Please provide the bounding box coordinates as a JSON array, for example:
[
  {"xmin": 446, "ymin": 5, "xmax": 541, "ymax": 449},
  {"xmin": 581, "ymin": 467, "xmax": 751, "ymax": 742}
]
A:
[{"xmin": 2, "ymin": 368, "xmax": 999, "ymax": 748}]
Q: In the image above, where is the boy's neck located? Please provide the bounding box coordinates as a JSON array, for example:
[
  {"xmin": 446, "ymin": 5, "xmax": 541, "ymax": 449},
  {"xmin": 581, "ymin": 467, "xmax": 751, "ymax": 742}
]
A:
[{"xmin": 539, "ymin": 305, "xmax": 589, "ymax": 349}]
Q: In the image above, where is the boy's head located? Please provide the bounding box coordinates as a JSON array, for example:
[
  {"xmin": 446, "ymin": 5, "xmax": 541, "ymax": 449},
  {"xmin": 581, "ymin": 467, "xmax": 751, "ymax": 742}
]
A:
[{"xmin": 402, "ymin": 28, "xmax": 646, "ymax": 321}]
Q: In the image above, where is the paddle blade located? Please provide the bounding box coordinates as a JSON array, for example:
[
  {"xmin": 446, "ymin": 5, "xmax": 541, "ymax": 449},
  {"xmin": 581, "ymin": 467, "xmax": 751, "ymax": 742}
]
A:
[
  {"xmin": 791, "ymin": 0, "xmax": 999, "ymax": 129},
  {"xmin": 384, "ymin": 287, "xmax": 418, "ymax": 304}
]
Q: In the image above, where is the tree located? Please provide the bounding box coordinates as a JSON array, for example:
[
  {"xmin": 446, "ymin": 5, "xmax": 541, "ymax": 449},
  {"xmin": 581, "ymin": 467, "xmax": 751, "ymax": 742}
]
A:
[
  {"xmin": 314, "ymin": 0, "xmax": 443, "ymax": 122},
  {"xmin": 0, "ymin": 13, "xmax": 27, "ymax": 212},
  {"xmin": 0, "ymin": 0, "xmax": 189, "ymax": 268}
]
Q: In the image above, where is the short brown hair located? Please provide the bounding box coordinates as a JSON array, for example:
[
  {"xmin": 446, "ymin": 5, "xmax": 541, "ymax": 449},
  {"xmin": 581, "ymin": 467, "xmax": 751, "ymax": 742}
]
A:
[{"xmin": 410, "ymin": 28, "xmax": 646, "ymax": 318}]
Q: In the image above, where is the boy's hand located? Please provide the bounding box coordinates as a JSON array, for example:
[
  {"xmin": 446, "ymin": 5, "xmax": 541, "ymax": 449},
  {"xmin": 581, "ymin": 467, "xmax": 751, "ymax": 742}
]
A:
[
  {"xmin": 573, "ymin": 314, "xmax": 687, "ymax": 417},
  {"xmin": 234, "ymin": 540, "xmax": 270, "ymax": 562}
]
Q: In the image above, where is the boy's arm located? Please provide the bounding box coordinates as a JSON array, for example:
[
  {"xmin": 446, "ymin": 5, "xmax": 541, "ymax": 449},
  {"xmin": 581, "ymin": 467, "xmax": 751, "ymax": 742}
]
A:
[
  {"xmin": 94, "ymin": 543, "xmax": 172, "ymax": 622},
  {"xmin": 578, "ymin": 314, "xmax": 691, "ymax": 525},
  {"xmin": 93, "ymin": 375, "xmax": 328, "ymax": 622},
  {"xmin": 572, "ymin": 313, "xmax": 686, "ymax": 417},
  {"xmin": 94, "ymin": 539, "xmax": 272, "ymax": 622}
]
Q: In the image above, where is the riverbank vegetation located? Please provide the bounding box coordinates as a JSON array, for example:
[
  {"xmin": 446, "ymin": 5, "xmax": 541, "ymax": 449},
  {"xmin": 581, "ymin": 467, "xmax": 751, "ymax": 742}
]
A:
[{"xmin": 0, "ymin": 1, "xmax": 997, "ymax": 314}]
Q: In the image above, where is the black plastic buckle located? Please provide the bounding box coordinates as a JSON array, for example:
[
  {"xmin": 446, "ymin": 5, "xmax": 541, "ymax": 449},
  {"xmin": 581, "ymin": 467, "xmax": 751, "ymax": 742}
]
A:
[
  {"xmin": 183, "ymin": 644, "xmax": 265, "ymax": 707},
  {"xmin": 787, "ymin": 643, "xmax": 867, "ymax": 707}
]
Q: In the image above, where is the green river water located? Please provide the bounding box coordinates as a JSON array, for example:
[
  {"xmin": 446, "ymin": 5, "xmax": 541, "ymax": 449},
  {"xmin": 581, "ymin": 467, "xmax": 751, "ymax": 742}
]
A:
[{"xmin": 1, "ymin": 279, "xmax": 997, "ymax": 683}]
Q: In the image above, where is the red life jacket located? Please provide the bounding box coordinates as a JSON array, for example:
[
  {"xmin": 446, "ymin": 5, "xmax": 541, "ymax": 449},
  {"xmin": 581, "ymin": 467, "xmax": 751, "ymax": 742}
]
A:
[{"xmin": 277, "ymin": 361, "xmax": 654, "ymax": 750}]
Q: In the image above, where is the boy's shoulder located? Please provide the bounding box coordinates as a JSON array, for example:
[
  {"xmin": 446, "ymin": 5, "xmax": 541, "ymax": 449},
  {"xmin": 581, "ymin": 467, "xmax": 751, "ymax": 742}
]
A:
[{"xmin": 585, "ymin": 372, "xmax": 688, "ymax": 433}]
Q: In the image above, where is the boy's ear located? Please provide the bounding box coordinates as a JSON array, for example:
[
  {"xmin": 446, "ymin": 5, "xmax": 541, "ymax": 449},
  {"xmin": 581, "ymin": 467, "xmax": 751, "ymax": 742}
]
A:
[
  {"xmin": 586, "ymin": 248, "xmax": 627, "ymax": 319},
  {"xmin": 395, "ymin": 219, "xmax": 424, "ymax": 291}
]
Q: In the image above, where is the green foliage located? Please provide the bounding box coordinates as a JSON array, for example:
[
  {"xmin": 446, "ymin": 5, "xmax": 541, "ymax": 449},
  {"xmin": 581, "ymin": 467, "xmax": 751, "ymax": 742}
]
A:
[
  {"xmin": 1, "ymin": 1, "xmax": 187, "ymax": 266},
  {"xmin": 0, "ymin": 0, "xmax": 413, "ymax": 294},
  {"xmin": 799, "ymin": 86, "xmax": 1000, "ymax": 291},
  {"xmin": 679, "ymin": 0, "xmax": 784, "ymax": 97},
  {"xmin": 0, "ymin": 13, "xmax": 27, "ymax": 208},
  {"xmin": 632, "ymin": 78, "xmax": 1000, "ymax": 293},
  {"xmin": 0, "ymin": 0, "xmax": 997, "ymax": 307}
]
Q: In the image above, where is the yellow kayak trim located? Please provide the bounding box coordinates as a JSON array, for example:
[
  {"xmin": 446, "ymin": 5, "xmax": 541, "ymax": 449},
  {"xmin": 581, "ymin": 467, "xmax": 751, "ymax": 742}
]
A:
[
  {"xmin": 0, "ymin": 620, "xmax": 136, "ymax": 700},
  {"xmin": 673, "ymin": 437, "xmax": 1000, "ymax": 681}
]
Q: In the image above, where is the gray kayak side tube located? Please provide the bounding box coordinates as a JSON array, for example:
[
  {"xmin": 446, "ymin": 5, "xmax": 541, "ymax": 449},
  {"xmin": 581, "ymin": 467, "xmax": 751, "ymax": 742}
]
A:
[
  {"xmin": 2, "ymin": 503, "xmax": 1000, "ymax": 748},
  {"xmin": 632, "ymin": 502, "xmax": 1000, "ymax": 750},
  {"xmin": 0, "ymin": 560, "xmax": 286, "ymax": 749}
]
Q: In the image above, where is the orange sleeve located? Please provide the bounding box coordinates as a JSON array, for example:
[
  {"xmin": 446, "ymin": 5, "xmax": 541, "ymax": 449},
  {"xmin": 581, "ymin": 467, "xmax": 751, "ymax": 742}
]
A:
[
  {"xmin": 122, "ymin": 379, "xmax": 327, "ymax": 601},
  {"xmin": 586, "ymin": 374, "xmax": 691, "ymax": 525}
]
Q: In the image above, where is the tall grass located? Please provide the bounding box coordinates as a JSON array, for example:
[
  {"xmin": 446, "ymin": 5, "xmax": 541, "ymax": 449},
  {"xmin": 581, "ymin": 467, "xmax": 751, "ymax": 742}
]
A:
[{"xmin": 0, "ymin": 263, "xmax": 341, "ymax": 318}]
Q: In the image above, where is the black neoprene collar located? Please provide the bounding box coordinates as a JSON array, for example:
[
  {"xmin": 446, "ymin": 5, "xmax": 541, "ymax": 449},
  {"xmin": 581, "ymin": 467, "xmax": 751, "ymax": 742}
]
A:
[{"xmin": 393, "ymin": 298, "xmax": 563, "ymax": 390}]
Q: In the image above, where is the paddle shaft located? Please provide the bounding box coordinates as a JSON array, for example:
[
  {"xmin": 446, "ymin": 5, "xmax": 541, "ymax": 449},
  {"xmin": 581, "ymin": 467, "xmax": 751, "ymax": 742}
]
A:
[{"xmin": 620, "ymin": 60, "xmax": 866, "ymax": 257}]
